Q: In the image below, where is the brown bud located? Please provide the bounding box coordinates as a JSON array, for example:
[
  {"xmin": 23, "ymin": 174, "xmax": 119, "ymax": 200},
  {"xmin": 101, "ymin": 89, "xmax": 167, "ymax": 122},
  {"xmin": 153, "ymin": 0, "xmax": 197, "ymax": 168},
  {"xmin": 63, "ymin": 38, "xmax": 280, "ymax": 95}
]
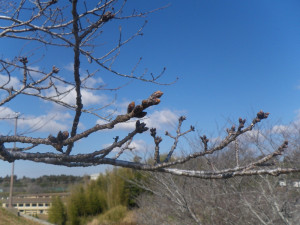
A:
[
  {"xmin": 48, "ymin": 135, "xmax": 57, "ymax": 143},
  {"xmin": 150, "ymin": 128, "xmax": 156, "ymax": 137},
  {"xmin": 264, "ymin": 112, "xmax": 270, "ymax": 119},
  {"xmin": 136, "ymin": 120, "xmax": 148, "ymax": 133},
  {"xmin": 52, "ymin": 66, "xmax": 59, "ymax": 74},
  {"xmin": 56, "ymin": 131, "xmax": 63, "ymax": 142},
  {"xmin": 135, "ymin": 111, "xmax": 147, "ymax": 118},
  {"xmin": 133, "ymin": 105, "xmax": 143, "ymax": 114},
  {"xmin": 102, "ymin": 11, "xmax": 114, "ymax": 22},
  {"xmin": 179, "ymin": 116, "xmax": 186, "ymax": 121},
  {"xmin": 231, "ymin": 125, "xmax": 236, "ymax": 132},
  {"xmin": 62, "ymin": 131, "xmax": 69, "ymax": 140},
  {"xmin": 19, "ymin": 57, "xmax": 28, "ymax": 64},
  {"xmin": 153, "ymin": 98, "xmax": 160, "ymax": 105},
  {"xmin": 155, "ymin": 136, "xmax": 162, "ymax": 144},
  {"xmin": 142, "ymin": 100, "xmax": 149, "ymax": 108},
  {"xmin": 113, "ymin": 136, "xmax": 119, "ymax": 142},
  {"xmin": 127, "ymin": 101, "xmax": 135, "ymax": 114},
  {"xmin": 257, "ymin": 110, "xmax": 269, "ymax": 120},
  {"xmin": 151, "ymin": 91, "xmax": 163, "ymax": 98}
]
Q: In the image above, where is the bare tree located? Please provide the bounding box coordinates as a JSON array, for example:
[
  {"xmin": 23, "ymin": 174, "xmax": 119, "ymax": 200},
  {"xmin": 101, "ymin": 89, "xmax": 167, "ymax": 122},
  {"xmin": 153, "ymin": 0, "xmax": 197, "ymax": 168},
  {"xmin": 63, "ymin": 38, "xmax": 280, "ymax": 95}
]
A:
[
  {"xmin": 0, "ymin": 0, "xmax": 299, "ymax": 179},
  {"xmin": 136, "ymin": 135, "xmax": 300, "ymax": 225}
]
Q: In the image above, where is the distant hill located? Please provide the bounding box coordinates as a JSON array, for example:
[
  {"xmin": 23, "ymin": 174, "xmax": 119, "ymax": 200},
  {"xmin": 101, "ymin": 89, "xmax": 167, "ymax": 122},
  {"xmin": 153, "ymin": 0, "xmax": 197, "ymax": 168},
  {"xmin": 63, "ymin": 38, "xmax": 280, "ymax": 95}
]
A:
[
  {"xmin": 0, "ymin": 207, "xmax": 41, "ymax": 225},
  {"xmin": 0, "ymin": 174, "xmax": 85, "ymax": 196}
]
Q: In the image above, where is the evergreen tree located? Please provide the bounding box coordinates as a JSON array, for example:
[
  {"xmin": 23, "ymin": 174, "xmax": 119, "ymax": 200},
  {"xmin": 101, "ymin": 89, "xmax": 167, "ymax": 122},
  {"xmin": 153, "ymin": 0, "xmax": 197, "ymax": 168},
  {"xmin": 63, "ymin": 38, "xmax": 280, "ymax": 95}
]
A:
[{"xmin": 48, "ymin": 196, "xmax": 67, "ymax": 225}]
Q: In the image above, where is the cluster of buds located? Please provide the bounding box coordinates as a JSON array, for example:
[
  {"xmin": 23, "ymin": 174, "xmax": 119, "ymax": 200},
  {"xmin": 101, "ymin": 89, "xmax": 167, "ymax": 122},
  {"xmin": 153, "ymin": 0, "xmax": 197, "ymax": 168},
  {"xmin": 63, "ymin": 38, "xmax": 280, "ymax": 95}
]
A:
[
  {"xmin": 238, "ymin": 118, "xmax": 246, "ymax": 131},
  {"xmin": 178, "ymin": 115, "xmax": 186, "ymax": 122},
  {"xmin": 19, "ymin": 57, "xmax": 28, "ymax": 64},
  {"xmin": 274, "ymin": 140, "xmax": 289, "ymax": 156},
  {"xmin": 135, "ymin": 120, "xmax": 148, "ymax": 133},
  {"xmin": 48, "ymin": 131, "xmax": 69, "ymax": 152},
  {"xmin": 113, "ymin": 136, "xmax": 119, "ymax": 143},
  {"xmin": 190, "ymin": 125, "xmax": 195, "ymax": 131},
  {"xmin": 254, "ymin": 110, "xmax": 270, "ymax": 123},
  {"xmin": 142, "ymin": 91, "xmax": 163, "ymax": 108},
  {"xmin": 225, "ymin": 111, "xmax": 269, "ymax": 134},
  {"xmin": 226, "ymin": 125, "xmax": 236, "ymax": 134},
  {"xmin": 52, "ymin": 66, "xmax": 60, "ymax": 74},
  {"xmin": 102, "ymin": 11, "xmax": 115, "ymax": 22},
  {"xmin": 200, "ymin": 135, "xmax": 209, "ymax": 151},
  {"xmin": 127, "ymin": 91, "xmax": 163, "ymax": 118},
  {"xmin": 150, "ymin": 128, "xmax": 162, "ymax": 145}
]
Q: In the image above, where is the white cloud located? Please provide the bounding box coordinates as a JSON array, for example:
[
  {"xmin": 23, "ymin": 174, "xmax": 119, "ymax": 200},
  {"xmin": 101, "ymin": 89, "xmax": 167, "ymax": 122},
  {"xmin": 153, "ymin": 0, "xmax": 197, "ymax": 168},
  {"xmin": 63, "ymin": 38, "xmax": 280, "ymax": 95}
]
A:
[
  {"xmin": 0, "ymin": 106, "xmax": 71, "ymax": 134},
  {"xmin": 270, "ymin": 110, "xmax": 300, "ymax": 135},
  {"xmin": 46, "ymin": 84, "xmax": 108, "ymax": 106},
  {"xmin": 102, "ymin": 139, "xmax": 148, "ymax": 154},
  {"xmin": 0, "ymin": 74, "xmax": 21, "ymax": 89},
  {"xmin": 97, "ymin": 109, "xmax": 179, "ymax": 131},
  {"xmin": 0, "ymin": 106, "xmax": 17, "ymax": 118},
  {"xmin": 243, "ymin": 129, "xmax": 266, "ymax": 142},
  {"xmin": 128, "ymin": 139, "xmax": 148, "ymax": 152},
  {"xmin": 82, "ymin": 77, "xmax": 104, "ymax": 88},
  {"xmin": 271, "ymin": 125, "xmax": 290, "ymax": 134},
  {"xmin": 18, "ymin": 112, "xmax": 71, "ymax": 134},
  {"xmin": 28, "ymin": 66, "xmax": 43, "ymax": 78},
  {"xmin": 145, "ymin": 110, "xmax": 178, "ymax": 129},
  {"xmin": 64, "ymin": 62, "xmax": 74, "ymax": 72}
]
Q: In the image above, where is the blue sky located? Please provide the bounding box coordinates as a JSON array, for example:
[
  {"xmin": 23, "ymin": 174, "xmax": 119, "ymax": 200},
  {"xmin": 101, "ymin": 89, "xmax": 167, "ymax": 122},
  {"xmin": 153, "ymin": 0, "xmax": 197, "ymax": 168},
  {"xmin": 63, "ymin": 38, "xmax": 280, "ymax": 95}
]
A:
[{"xmin": 1, "ymin": 0, "xmax": 300, "ymax": 177}]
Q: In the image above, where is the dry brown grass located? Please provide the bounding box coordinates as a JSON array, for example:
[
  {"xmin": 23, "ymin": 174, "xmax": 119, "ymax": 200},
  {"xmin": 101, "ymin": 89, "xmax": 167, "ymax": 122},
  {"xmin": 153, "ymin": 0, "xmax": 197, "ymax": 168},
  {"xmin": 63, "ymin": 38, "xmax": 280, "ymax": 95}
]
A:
[
  {"xmin": 0, "ymin": 207, "xmax": 42, "ymax": 225},
  {"xmin": 86, "ymin": 207, "xmax": 139, "ymax": 225}
]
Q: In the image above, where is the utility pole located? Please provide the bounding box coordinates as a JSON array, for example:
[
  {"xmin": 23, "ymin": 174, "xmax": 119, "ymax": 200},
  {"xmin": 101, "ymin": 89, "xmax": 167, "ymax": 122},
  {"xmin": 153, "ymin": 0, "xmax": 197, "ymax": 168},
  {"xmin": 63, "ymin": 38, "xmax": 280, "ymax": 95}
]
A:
[{"xmin": 9, "ymin": 113, "xmax": 19, "ymax": 208}]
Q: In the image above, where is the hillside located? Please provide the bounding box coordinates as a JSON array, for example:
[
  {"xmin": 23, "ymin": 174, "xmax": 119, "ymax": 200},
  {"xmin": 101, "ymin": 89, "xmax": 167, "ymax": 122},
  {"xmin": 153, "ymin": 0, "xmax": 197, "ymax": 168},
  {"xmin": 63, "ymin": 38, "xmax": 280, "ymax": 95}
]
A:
[
  {"xmin": 0, "ymin": 175, "xmax": 84, "ymax": 196},
  {"xmin": 0, "ymin": 208, "xmax": 41, "ymax": 225}
]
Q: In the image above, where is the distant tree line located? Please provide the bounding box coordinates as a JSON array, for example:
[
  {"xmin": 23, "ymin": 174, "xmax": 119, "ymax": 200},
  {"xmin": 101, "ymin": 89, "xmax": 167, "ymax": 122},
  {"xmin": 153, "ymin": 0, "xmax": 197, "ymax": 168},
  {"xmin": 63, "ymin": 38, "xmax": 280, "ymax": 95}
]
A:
[{"xmin": 0, "ymin": 175, "xmax": 84, "ymax": 195}]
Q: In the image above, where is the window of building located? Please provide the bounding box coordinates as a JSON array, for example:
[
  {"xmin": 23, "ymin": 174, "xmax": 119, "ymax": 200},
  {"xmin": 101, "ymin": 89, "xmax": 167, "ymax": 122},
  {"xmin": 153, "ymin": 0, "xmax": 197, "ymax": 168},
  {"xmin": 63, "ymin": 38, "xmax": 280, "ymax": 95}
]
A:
[
  {"xmin": 25, "ymin": 203, "xmax": 30, "ymax": 207},
  {"xmin": 32, "ymin": 203, "xmax": 37, "ymax": 207},
  {"xmin": 18, "ymin": 204, "xmax": 24, "ymax": 207},
  {"xmin": 45, "ymin": 203, "xmax": 49, "ymax": 206},
  {"xmin": 38, "ymin": 203, "xmax": 43, "ymax": 207}
]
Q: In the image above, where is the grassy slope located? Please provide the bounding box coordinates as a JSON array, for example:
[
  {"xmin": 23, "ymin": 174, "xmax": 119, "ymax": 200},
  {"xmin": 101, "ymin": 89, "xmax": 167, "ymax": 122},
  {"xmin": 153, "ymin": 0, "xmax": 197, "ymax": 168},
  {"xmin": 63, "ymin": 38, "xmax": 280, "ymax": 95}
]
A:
[{"xmin": 0, "ymin": 207, "xmax": 41, "ymax": 225}]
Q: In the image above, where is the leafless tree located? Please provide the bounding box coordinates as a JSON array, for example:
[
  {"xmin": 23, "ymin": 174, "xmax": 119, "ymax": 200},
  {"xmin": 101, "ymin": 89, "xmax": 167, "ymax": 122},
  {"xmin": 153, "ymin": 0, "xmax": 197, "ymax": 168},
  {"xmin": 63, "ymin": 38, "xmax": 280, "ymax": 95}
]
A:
[
  {"xmin": 0, "ymin": 0, "xmax": 299, "ymax": 179},
  {"xmin": 136, "ymin": 134, "xmax": 300, "ymax": 225}
]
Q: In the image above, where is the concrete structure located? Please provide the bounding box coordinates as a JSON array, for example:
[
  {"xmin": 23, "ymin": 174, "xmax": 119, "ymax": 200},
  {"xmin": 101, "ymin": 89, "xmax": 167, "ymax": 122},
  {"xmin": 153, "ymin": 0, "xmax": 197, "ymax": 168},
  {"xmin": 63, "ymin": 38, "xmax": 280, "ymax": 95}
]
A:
[
  {"xmin": 279, "ymin": 180, "xmax": 287, "ymax": 187},
  {"xmin": 293, "ymin": 181, "xmax": 300, "ymax": 188},
  {"xmin": 1, "ymin": 193, "xmax": 69, "ymax": 215},
  {"xmin": 90, "ymin": 173, "xmax": 100, "ymax": 181},
  {"xmin": 279, "ymin": 179, "xmax": 300, "ymax": 188}
]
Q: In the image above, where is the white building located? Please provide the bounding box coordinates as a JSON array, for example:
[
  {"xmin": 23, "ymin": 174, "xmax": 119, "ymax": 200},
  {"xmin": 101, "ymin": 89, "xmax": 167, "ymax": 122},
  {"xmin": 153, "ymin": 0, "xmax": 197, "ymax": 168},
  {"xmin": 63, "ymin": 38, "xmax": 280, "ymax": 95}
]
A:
[{"xmin": 1, "ymin": 193, "xmax": 69, "ymax": 215}]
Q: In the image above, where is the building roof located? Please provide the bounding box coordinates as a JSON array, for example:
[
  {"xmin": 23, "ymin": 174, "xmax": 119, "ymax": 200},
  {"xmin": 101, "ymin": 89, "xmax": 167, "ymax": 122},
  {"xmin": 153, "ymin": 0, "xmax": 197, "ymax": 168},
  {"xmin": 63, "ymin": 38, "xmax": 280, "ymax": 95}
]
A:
[{"xmin": 1, "ymin": 193, "xmax": 69, "ymax": 204}]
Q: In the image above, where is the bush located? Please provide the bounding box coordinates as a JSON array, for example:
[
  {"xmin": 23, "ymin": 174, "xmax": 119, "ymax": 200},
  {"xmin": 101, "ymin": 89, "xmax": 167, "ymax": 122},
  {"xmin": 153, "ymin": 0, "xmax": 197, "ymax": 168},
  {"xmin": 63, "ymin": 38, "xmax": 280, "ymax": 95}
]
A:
[
  {"xmin": 97, "ymin": 205, "xmax": 127, "ymax": 224},
  {"xmin": 48, "ymin": 196, "xmax": 66, "ymax": 225}
]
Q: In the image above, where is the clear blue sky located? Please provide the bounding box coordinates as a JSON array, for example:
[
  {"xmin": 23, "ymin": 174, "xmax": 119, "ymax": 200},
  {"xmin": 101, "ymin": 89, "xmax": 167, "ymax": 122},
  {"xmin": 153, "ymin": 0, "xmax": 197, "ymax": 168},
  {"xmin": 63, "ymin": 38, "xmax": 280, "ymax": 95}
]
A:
[{"xmin": 1, "ymin": 0, "xmax": 300, "ymax": 177}]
